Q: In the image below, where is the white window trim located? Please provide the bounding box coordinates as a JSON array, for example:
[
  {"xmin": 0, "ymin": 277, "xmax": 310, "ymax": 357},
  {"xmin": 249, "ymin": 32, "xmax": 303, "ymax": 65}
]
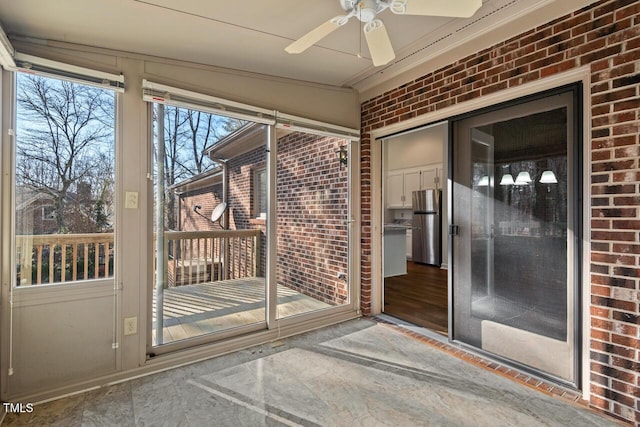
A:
[
  {"xmin": 10, "ymin": 53, "xmax": 124, "ymax": 92},
  {"xmin": 254, "ymin": 167, "xmax": 267, "ymax": 220}
]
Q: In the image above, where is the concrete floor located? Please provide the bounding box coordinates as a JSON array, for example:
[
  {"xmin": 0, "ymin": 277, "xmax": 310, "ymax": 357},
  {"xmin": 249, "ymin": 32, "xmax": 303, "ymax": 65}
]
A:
[{"xmin": 2, "ymin": 319, "xmax": 618, "ymax": 426}]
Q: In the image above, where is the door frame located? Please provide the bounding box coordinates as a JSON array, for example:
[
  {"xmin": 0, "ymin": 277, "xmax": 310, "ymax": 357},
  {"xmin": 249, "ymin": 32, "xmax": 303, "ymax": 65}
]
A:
[{"xmin": 369, "ymin": 66, "xmax": 591, "ymax": 395}]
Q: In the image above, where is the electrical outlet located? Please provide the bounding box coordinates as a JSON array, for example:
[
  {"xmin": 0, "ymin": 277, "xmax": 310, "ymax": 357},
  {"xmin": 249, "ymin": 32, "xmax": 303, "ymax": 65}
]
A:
[
  {"xmin": 124, "ymin": 317, "xmax": 137, "ymax": 335},
  {"xmin": 125, "ymin": 191, "xmax": 138, "ymax": 209}
]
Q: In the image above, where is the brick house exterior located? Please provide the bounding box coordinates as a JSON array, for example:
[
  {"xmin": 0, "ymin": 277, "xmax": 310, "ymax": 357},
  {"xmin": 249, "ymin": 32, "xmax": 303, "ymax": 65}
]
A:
[
  {"xmin": 176, "ymin": 128, "xmax": 349, "ymax": 306},
  {"xmin": 359, "ymin": 0, "xmax": 639, "ymax": 423}
]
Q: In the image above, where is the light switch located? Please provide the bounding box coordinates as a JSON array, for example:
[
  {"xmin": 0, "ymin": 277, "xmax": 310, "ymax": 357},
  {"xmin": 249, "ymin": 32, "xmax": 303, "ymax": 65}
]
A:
[{"xmin": 125, "ymin": 191, "xmax": 138, "ymax": 209}]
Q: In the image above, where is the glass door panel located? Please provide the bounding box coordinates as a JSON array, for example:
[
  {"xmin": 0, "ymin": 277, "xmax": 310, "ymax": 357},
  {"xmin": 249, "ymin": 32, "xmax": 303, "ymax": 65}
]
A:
[
  {"xmin": 276, "ymin": 130, "xmax": 350, "ymax": 319},
  {"xmin": 452, "ymin": 89, "xmax": 579, "ymax": 384},
  {"xmin": 151, "ymin": 105, "xmax": 267, "ymax": 346}
]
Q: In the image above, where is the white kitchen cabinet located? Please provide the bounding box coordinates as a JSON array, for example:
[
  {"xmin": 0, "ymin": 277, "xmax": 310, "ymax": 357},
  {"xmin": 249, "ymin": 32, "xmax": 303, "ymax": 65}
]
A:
[
  {"xmin": 406, "ymin": 228, "xmax": 412, "ymax": 259},
  {"xmin": 386, "ymin": 164, "xmax": 443, "ymax": 208},
  {"xmin": 386, "ymin": 173, "xmax": 405, "ymax": 208},
  {"xmin": 386, "ymin": 171, "xmax": 419, "ymax": 208},
  {"xmin": 404, "ymin": 171, "xmax": 421, "ymax": 205},
  {"xmin": 420, "ymin": 165, "xmax": 440, "ymax": 190}
]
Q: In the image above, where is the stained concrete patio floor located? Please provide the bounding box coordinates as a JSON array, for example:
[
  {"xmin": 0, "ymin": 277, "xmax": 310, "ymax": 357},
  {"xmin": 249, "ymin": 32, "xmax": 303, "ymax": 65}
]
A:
[{"xmin": 2, "ymin": 319, "xmax": 619, "ymax": 426}]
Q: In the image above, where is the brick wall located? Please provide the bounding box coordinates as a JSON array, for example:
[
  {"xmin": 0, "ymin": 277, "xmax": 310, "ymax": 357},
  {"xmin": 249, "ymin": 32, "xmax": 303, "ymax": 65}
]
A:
[
  {"xmin": 359, "ymin": 0, "xmax": 639, "ymax": 423},
  {"xmin": 179, "ymin": 132, "xmax": 349, "ymax": 306},
  {"xmin": 178, "ymin": 185, "xmax": 223, "ymax": 232},
  {"xmin": 228, "ymin": 146, "xmax": 268, "ymax": 276},
  {"xmin": 277, "ymin": 132, "xmax": 349, "ymax": 306}
]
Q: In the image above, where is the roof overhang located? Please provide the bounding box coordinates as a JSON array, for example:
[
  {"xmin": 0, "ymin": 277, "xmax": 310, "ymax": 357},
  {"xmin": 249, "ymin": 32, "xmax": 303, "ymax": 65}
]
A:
[
  {"xmin": 170, "ymin": 167, "xmax": 223, "ymax": 194},
  {"xmin": 206, "ymin": 122, "xmax": 292, "ymax": 161}
]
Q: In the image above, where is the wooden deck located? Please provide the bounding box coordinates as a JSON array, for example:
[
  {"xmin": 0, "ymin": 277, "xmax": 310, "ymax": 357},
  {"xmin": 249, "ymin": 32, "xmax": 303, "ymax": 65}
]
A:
[{"xmin": 152, "ymin": 277, "xmax": 331, "ymax": 344}]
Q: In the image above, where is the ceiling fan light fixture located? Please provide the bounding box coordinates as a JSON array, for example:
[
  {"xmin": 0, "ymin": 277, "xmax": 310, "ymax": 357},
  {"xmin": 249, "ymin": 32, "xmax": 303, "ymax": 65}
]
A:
[{"xmin": 357, "ymin": 0, "xmax": 380, "ymax": 22}]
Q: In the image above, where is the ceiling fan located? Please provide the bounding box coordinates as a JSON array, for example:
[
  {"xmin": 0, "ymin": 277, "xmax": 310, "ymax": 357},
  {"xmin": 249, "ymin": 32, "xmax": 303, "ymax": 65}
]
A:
[{"xmin": 285, "ymin": 0, "xmax": 482, "ymax": 67}]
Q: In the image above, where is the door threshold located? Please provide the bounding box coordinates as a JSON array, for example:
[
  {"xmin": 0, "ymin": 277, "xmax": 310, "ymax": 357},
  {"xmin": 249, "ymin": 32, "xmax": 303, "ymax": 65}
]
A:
[
  {"xmin": 375, "ymin": 314, "xmax": 448, "ymax": 343},
  {"xmin": 374, "ymin": 315, "xmax": 589, "ymax": 409}
]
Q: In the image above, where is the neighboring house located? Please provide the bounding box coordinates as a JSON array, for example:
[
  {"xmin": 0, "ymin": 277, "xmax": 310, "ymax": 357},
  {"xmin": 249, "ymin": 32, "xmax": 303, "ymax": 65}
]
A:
[
  {"xmin": 14, "ymin": 189, "xmax": 57, "ymax": 236},
  {"xmin": 14, "ymin": 183, "xmax": 108, "ymax": 235},
  {"xmin": 173, "ymin": 123, "xmax": 350, "ymax": 306}
]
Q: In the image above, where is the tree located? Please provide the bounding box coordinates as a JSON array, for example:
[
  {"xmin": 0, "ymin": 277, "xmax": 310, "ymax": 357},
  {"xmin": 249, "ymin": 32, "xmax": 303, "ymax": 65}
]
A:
[
  {"xmin": 16, "ymin": 73, "xmax": 115, "ymax": 234},
  {"xmin": 156, "ymin": 105, "xmax": 244, "ymax": 230}
]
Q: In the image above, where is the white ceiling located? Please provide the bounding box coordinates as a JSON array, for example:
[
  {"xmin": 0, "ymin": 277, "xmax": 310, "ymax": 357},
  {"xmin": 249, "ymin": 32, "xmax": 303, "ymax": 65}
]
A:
[{"xmin": 0, "ymin": 0, "xmax": 592, "ymax": 92}]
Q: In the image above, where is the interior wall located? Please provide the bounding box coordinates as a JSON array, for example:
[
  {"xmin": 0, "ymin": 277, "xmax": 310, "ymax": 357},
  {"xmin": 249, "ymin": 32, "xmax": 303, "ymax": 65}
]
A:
[
  {"xmin": 0, "ymin": 41, "xmax": 361, "ymax": 401},
  {"xmin": 12, "ymin": 40, "xmax": 361, "ymax": 130},
  {"xmin": 385, "ymin": 126, "xmax": 445, "ymax": 171}
]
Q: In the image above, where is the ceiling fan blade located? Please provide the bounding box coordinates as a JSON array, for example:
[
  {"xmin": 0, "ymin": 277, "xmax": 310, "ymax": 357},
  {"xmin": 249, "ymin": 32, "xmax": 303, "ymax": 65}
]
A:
[
  {"xmin": 285, "ymin": 16, "xmax": 348, "ymax": 54},
  {"xmin": 390, "ymin": 0, "xmax": 482, "ymax": 18},
  {"xmin": 364, "ymin": 19, "xmax": 395, "ymax": 67}
]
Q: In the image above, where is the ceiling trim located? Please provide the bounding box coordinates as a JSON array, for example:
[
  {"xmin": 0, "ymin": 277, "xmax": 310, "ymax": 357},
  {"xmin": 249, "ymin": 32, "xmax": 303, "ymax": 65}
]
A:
[{"xmin": 356, "ymin": 0, "xmax": 594, "ymax": 101}]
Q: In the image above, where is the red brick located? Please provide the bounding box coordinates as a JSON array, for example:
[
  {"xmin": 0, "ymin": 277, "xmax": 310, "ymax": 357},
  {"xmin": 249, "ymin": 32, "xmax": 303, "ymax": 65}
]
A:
[
  {"xmin": 358, "ymin": 3, "xmax": 640, "ymax": 423},
  {"xmin": 612, "ymin": 244, "xmax": 640, "ymax": 255}
]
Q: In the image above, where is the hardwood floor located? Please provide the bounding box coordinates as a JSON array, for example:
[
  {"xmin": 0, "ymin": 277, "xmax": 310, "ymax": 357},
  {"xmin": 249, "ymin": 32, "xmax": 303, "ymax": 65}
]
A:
[{"xmin": 384, "ymin": 261, "xmax": 448, "ymax": 335}]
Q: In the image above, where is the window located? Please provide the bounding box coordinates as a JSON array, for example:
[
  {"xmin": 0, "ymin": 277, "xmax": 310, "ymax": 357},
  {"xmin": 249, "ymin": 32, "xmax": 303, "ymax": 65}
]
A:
[
  {"xmin": 255, "ymin": 167, "xmax": 267, "ymax": 219},
  {"xmin": 14, "ymin": 72, "xmax": 116, "ymax": 285},
  {"xmin": 41, "ymin": 205, "xmax": 54, "ymax": 221}
]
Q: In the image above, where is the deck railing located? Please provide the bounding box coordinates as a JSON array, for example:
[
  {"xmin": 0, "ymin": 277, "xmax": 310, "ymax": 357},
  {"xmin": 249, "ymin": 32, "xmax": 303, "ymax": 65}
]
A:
[
  {"xmin": 16, "ymin": 233, "xmax": 115, "ymax": 285},
  {"xmin": 15, "ymin": 229, "xmax": 262, "ymax": 287},
  {"xmin": 160, "ymin": 229, "xmax": 261, "ymax": 287}
]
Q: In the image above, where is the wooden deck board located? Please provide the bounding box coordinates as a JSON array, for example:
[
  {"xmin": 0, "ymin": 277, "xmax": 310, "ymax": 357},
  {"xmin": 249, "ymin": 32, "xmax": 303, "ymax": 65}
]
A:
[{"xmin": 152, "ymin": 277, "xmax": 331, "ymax": 344}]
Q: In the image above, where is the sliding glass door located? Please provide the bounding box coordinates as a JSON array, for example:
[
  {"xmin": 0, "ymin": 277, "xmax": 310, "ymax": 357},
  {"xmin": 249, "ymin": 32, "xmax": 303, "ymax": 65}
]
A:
[
  {"xmin": 452, "ymin": 86, "xmax": 581, "ymax": 385},
  {"xmin": 145, "ymin": 84, "xmax": 359, "ymax": 353},
  {"xmin": 151, "ymin": 103, "xmax": 267, "ymax": 346}
]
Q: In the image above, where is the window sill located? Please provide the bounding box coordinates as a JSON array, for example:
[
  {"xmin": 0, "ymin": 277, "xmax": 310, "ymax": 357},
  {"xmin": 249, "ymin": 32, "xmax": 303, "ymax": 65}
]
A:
[{"xmin": 249, "ymin": 218, "xmax": 266, "ymax": 226}]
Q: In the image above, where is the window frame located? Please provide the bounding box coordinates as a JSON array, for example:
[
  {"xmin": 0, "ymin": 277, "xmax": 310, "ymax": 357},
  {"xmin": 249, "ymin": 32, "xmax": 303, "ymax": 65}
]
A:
[{"xmin": 254, "ymin": 166, "xmax": 267, "ymax": 220}]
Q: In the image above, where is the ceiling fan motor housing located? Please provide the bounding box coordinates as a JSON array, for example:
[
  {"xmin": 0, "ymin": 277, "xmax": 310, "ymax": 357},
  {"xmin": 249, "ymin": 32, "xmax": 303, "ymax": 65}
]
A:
[{"xmin": 341, "ymin": 0, "xmax": 381, "ymax": 22}]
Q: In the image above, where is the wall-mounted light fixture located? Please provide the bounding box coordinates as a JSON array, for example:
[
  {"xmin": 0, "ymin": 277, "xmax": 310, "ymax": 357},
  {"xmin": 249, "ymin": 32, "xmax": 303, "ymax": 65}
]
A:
[{"xmin": 336, "ymin": 145, "xmax": 348, "ymax": 168}]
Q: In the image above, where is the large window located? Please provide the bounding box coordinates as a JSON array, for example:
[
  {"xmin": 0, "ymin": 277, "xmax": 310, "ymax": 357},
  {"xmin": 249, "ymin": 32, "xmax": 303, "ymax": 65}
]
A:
[{"xmin": 14, "ymin": 73, "xmax": 116, "ymax": 286}]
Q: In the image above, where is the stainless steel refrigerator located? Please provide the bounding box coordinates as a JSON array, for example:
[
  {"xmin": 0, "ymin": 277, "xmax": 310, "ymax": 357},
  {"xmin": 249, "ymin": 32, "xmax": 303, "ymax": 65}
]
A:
[{"xmin": 412, "ymin": 189, "xmax": 441, "ymax": 266}]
